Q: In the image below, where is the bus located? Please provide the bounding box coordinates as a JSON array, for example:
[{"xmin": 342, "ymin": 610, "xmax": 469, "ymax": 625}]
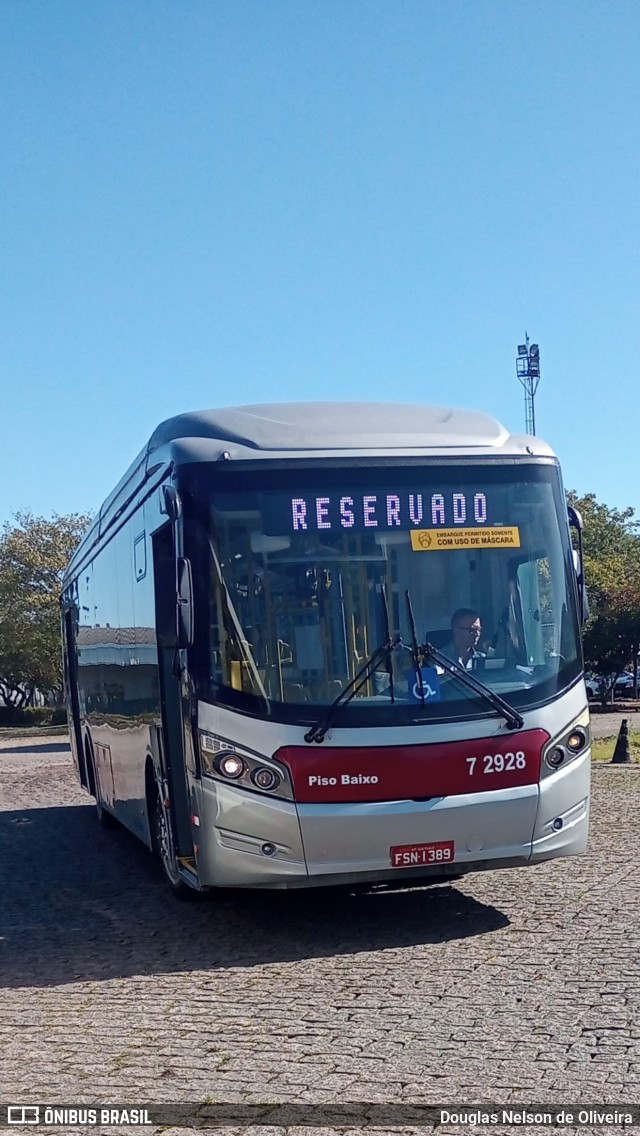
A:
[{"xmin": 61, "ymin": 402, "xmax": 590, "ymax": 897}]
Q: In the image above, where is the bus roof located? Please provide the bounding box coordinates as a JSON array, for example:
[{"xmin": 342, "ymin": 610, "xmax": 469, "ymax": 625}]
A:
[
  {"xmin": 147, "ymin": 401, "xmax": 547, "ymax": 456},
  {"xmin": 64, "ymin": 402, "xmax": 556, "ymax": 581}
]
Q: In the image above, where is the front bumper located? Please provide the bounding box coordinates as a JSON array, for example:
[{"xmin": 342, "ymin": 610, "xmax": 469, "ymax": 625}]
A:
[{"xmin": 193, "ymin": 750, "xmax": 590, "ymax": 889}]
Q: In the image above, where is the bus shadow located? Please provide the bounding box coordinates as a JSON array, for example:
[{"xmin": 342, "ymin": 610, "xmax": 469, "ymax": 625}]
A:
[{"xmin": 0, "ymin": 805, "xmax": 509, "ymax": 989}]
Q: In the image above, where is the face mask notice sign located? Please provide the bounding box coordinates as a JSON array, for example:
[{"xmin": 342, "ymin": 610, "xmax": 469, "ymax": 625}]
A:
[{"xmin": 410, "ymin": 527, "xmax": 521, "ymax": 551}]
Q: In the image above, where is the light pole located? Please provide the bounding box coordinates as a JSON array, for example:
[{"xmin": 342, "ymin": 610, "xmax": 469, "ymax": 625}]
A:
[{"xmin": 516, "ymin": 335, "xmax": 541, "ymax": 436}]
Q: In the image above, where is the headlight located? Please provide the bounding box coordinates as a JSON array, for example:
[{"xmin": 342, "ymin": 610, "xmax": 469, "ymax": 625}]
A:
[
  {"xmin": 542, "ymin": 715, "xmax": 590, "ymax": 775},
  {"xmin": 251, "ymin": 767, "xmax": 280, "ymax": 792},
  {"xmin": 546, "ymin": 747, "xmax": 565, "ymax": 769},
  {"xmin": 566, "ymin": 728, "xmax": 588, "ymax": 753},
  {"xmin": 215, "ymin": 752, "xmax": 245, "ymax": 780},
  {"xmin": 198, "ymin": 732, "xmax": 292, "ymax": 799}
]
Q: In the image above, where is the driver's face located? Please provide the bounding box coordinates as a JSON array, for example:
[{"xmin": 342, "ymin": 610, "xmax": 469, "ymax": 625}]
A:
[{"xmin": 452, "ymin": 617, "xmax": 482, "ymax": 651}]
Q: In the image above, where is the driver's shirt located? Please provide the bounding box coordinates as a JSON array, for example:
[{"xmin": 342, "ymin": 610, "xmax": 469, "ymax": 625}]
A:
[{"xmin": 440, "ymin": 641, "xmax": 485, "ymax": 671}]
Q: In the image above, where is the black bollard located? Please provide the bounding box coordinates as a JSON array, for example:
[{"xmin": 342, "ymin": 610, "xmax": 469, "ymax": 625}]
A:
[{"xmin": 611, "ymin": 718, "xmax": 631, "ymax": 764}]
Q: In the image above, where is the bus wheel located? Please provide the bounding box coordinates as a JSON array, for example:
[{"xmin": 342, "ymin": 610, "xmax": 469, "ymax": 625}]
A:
[{"xmin": 152, "ymin": 789, "xmax": 197, "ymax": 899}]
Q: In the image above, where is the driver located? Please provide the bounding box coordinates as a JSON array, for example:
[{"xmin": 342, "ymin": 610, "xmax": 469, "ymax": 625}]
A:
[{"xmin": 441, "ymin": 608, "xmax": 485, "ymax": 670}]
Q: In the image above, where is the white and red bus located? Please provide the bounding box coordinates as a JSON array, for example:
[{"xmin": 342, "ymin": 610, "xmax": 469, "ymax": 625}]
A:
[{"xmin": 61, "ymin": 402, "xmax": 590, "ymax": 896}]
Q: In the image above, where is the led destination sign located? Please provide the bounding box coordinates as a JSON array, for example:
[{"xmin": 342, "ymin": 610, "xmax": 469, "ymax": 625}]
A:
[{"xmin": 268, "ymin": 489, "xmax": 494, "ymax": 534}]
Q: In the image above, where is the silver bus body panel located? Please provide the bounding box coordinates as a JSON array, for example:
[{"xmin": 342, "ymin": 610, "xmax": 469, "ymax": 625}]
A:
[
  {"xmin": 193, "ymin": 760, "xmax": 589, "ymax": 889},
  {"xmin": 194, "ymin": 691, "xmax": 590, "ymax": 888},
  {"xmin": 296, "ymin": 786, "xmax": 539, "ymax": 877},
  {"xmin": 144, "ymin": 403, "xmax": 554, "ymax": 462},
  {"xmin": 531, "ymin": 749, "xmax": 590, "ymax": 860},
  {"xmin": 88, "ymin": 720, "xmax": 154, "ymax": 847},
  {"xmin": 195, "ymin": 780, "xmax": 307, "ymax": 886}
]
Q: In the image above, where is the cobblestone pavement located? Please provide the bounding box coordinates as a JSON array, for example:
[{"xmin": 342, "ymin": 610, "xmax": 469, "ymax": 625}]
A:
[{"xmin": 1, "ymin": 736, "xmax": 639, "ymax": 1136}]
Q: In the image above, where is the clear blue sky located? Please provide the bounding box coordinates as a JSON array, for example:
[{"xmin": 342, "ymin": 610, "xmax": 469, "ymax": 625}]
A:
[{"xmin": 2, "ymin": 1, "xmax": 638, "ymax": 528}]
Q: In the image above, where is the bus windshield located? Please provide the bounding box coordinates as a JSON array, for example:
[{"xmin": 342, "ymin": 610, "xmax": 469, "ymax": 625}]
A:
[{"xmin": 185, "ymin": 462, "xmax": 582, "ymax": 726}]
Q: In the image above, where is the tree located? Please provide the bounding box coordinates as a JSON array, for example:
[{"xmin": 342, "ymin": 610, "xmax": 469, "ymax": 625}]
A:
[
  {"xmin": 0, "ymin": 511, "xmax": 91, "ymax": 706},
  {"xmin": 567, "ymin": 491, "xmax": 640, "ymax": 701}
]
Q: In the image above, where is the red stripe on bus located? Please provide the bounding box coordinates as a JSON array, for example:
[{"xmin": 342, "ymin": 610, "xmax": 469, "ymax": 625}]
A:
[{"xmin": 275, "ymin": 729, "xmax": 548, "ymax": 803}]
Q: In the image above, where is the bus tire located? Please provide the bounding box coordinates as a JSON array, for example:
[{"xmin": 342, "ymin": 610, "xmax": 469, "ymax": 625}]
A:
[
  {"xmin": 150, "ymin": 786, "xmax": 201, "ymax": 900},
  {"xmin": 86, "ymin": 737, "xmax": 117, "ymax": 829}
]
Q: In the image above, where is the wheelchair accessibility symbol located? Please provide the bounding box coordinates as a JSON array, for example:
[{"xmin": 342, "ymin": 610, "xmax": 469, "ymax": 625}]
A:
[{"xmin": 408, "ymin": 667, "xmax": 441, "ymax": 702}]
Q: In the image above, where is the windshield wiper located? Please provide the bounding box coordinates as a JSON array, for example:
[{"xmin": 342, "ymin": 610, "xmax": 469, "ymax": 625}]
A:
[
  {"xmin": 422, "ymin": 640, "xmax": 524, "ymax": 731},
  {"xmin": 405, "ymin": 589, "xmax": 425, "ymax": 704},
  {"xmin": 380, "ymin": 580, "xmax": 395, "ymax": 705},
  {"xmin": 304, "ymin": 630, "xmax": 400, "ymax": 744}
]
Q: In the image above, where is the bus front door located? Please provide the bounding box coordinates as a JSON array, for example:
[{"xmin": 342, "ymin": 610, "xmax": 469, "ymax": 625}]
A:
[
  {"xmin": 63, "ymin": 603, "xmax": 88, "ymax": 789},
  {"xmin": 152, "ymin": 524, "xmax": 196, "ymax": 871}
]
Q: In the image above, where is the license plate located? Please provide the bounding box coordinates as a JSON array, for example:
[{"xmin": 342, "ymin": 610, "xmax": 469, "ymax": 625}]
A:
[{"xmin": 390, "ymin": 840, "xmax": 455, "ymax": 867}]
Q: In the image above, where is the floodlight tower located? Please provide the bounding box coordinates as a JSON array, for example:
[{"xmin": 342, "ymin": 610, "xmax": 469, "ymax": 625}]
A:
[{"xmin": 516, "ymin": 334, "xmax": 541, "ymax": 435}]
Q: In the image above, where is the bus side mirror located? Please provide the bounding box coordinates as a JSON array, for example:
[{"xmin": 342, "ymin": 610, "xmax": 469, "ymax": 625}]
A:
[
  {"xmin": 162, "ymin": 484, "xmax": 182, "ymax": 522},
  {"xmin": 177, "ymin": 557, "xmax": 194, "ymax": 648},
  {"xmin": 567, "ymin": 506, "xmax": 588, "ymax": 625}
]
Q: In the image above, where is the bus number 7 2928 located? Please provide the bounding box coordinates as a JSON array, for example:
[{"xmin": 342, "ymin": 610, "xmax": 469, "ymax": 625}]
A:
[{"xmin": 62, "ymin": 401, "xmax": 590, "ymax": 899}]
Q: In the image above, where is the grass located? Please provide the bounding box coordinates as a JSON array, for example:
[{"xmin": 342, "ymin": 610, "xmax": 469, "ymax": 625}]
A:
[
  {"xmin": 0, "ymin": 725, "xmax": 68, "ymax": 739},
  {"xmin": 592, "ymin": 731, "xmax": 640, "ymax": 763}
]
